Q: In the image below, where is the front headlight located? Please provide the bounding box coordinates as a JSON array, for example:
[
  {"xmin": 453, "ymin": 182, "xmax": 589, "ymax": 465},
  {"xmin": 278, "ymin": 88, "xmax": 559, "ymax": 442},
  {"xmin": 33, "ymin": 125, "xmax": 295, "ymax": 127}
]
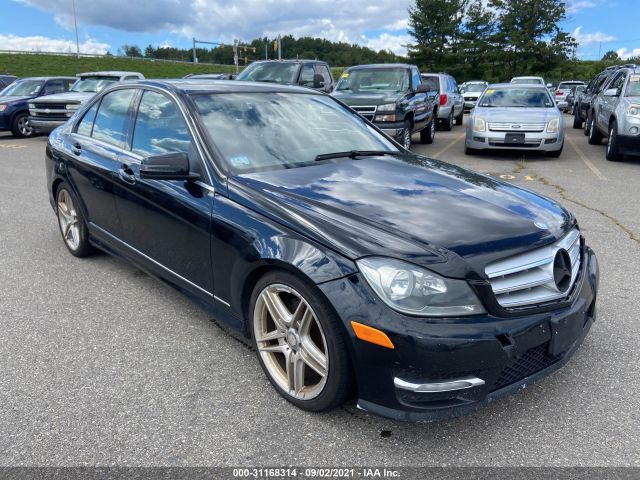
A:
[
  {"xmin": 376, "ymin": 103, "xmax": 396, "ymax": 113},
  {"xmin": 357, "ymin": 257, "xmax": 486, "ymax": 317},
  {"xmin": 0, "ymin": 104, "xmax": 7, "ymax": 112},
  {"xmin": 628, "ymin": 105, "xmax": 640, "ymax": 117},
  {"xmin": 473, "ymin": 117, "xmax": 486, "ymax": 132},
  {"xmin": 547, "ymin": 117, "xmax": 560, "ymax": 133},
  {"xmin": 66, "ymin": 104, "xmax": 80, "ymax": 110},
  {"xmin": 28, "ymin": 103, "xmax": 35, "ymax": 109}
]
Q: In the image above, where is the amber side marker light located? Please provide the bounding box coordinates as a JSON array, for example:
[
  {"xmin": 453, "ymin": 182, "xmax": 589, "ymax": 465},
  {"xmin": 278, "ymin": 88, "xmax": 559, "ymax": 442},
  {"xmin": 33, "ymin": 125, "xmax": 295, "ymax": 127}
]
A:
[{"xmin": 350, "ymin": 321, "xmax": 395, "ymax": 349}]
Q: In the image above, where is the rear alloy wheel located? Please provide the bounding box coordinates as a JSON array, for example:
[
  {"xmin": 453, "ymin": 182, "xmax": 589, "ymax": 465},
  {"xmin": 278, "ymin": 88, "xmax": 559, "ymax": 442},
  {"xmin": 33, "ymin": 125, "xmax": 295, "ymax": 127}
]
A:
[
  {"xmin": 420, "ymin": 118, "xmax": 436, "ymax": 144},
  {"xmin": 11, "ymin": 112, "xmax": 34, "ymax": 138},
  {"xmin": 250, "ymin": 272, "xmax": 352, "ymax": 411},
  {"xmin": 56, "ymin": 183, "xmax": 94, "ymax": 257},
  {"xmin": 606, "ymin": 120, "xmax": 622, "ymax": 161},
  {"xmin": 399, "ymin": 120, "xmax": 412, "ymax": 149},
  {"xmin": 588, "ymin": 115, "xmax": 603, "ymax": 145}
]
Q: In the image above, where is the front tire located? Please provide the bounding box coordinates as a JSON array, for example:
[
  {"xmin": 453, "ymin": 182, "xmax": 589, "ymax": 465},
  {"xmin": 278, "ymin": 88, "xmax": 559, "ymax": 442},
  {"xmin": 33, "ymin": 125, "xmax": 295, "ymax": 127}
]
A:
[
  {"xmin": 572, "ymin": 107, "xmax": 583, "ymax": 129},
  {"xmin": 250, "ymin": 271, "xmax": 353, "ymax": 412},
  {"xmin": 399, "ymin": 120, "xmax": 412, "ymax": 149},
  {"xmin": 588, "ymin": 115, "xmax": 603, "ymax": 145},
  {"xmin": 420, "ymin": 118, "xmax": 436, "ymax": 144},
  {"xmin": 55, "ymin": 182, "xmax": 94, "ymax": 257},
  {"xmin": 606, "ymin": 120, "xmax": 622, "ymax": 161},
  {"xmin": 11, "ymin": 112, "xmax": 34, "ymax": 138}
]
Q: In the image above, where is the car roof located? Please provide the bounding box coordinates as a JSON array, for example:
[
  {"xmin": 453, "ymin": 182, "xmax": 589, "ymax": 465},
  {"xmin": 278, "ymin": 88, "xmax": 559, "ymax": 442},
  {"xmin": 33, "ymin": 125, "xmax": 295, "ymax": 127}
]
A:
[
  {"xmin": 248, "ymin": 59, "xmax": 327, "ymax": 65},
  {"xmin": 78, "ymin": 71, "xmax": 143, "ymax": 77},
  {"xmin": 14, "ymin": 76, "xmax": 77, "ymax": 81},
  {"xmin": 488, "ymin": 83, "xmax": 548, "ymax": 88},
  {"xmin": 347, "ymin": 63, "xmax": 415, "ymax": 70},
  {"xmin": 511, "ymin": 76, "xmax": 543, "ymax": 79},
  {"xmin": 128, "ymin": 79, "xmax": 322, "ymax": 95}
]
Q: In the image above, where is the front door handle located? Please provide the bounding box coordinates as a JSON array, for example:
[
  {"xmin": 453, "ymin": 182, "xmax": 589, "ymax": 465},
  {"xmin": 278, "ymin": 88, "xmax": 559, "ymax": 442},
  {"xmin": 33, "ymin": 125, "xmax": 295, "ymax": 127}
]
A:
[
  {"xmin": 118, "ymin": 165, "xmax": 136, "ymax": 185},
  {"xmin": 72, "ymin": 142, "xmax": 82, "ymax": 155}
]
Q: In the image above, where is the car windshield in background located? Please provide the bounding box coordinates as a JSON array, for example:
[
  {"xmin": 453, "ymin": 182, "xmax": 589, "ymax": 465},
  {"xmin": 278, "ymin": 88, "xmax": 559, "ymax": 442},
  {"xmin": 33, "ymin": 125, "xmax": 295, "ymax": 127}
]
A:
[
  {"xmin": 70, "ymin": 76, "xmax": 119, "ymax": 93},
  {"xmin": 0, "ymin": 79, "xmax": 44, "ymax": 96},
  {"xmin": 479, "ymin": 87, "xmax": 554, "ymax": 108},
  {"xmin": 461, "ymin": 84, "xmax": 485, "ymax": 93},
  {"xmin": 192, "ymin": 92, "xmax": 397, "ymax": 173},
  {"xmin": 627, "ymin": 76, "xmax": 640, "ymax": 96},
  {"xmin": 236, "ymin": 63, "xmax": 299, "ymax": 84},
  {"xmin": 335, "ymin": 68, "xmax": 409, "ymax": 92},
  {"xmin": 511, "ymin": 78, "xmax": 543, "ymax": 85}
]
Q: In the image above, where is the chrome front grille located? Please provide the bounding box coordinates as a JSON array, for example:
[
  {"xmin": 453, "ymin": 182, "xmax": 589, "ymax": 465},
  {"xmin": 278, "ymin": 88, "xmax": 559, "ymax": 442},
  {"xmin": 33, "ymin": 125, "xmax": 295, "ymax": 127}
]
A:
[
  {"xmin": 352, "ymin": 105, "xmax": 377, "ymax": 121},
  {"xmin": 488, "ymin": 122, "xmax": 545, "ymax": 132},
  {"xmin": 485, "ymin": 229, "xmax": 581, "ymax": 308}
]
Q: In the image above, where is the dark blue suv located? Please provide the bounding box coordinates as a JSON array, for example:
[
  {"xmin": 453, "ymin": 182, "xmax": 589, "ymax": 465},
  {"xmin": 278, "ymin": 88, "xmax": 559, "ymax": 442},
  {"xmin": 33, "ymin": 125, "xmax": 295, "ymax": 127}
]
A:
[{"xmin": 0, "ymin": 77, "xmax": 76, "ymax": 138}]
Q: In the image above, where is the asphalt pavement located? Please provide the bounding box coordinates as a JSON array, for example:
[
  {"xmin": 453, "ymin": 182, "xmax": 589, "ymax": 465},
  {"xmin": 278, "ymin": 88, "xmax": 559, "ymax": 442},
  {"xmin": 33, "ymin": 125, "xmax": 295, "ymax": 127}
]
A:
[{"xmin": 0, "ymin": 115, "xmax": 639, "ymax": 467}]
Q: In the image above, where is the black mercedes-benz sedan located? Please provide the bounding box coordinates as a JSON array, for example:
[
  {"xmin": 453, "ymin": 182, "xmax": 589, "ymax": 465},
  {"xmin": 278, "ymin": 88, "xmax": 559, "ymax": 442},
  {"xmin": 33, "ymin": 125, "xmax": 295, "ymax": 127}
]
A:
[{"xmin": 45, "ymin": 80, "xmax": 599, "ymax": 422}]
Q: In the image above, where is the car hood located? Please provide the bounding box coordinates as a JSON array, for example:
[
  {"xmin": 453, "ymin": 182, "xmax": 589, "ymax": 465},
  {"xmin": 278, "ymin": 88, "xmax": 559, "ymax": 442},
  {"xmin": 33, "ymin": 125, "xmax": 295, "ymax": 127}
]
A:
[
  {"xmin": 229, "ymin": 156, "xmax": 574, "ymax": 278},
  {"xmin": 473, "ymin": 107, "xmax": 559, "ymax": 123},
  {"xmin": 33, "ymin": 92, "xmax": 95, "ymax": 104},
  {"xmin": 332, "ymin": 91, "xmax": 403, "ymax": 107},
  {"xmin": 0, "ymin": 95, "xmax": 33, "ymax": 104}
]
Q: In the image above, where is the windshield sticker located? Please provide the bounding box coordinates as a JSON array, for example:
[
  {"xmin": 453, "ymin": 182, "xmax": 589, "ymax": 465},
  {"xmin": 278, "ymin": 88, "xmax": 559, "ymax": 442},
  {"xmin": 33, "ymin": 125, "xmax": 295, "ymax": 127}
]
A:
[
  {"xmin": 485, "ymin": 89, "xmax": 495, "ymax": 94},
  {"xmin": 630, "ymin": 76, "xmax": 640, "ymax": 82},
  {"xmin": 229, "ymin": 156, "xmax": 251, "ymax": 167},
  {"xmin": 341, "ymin": 73, "xmax": 349, "ymax": 79}
]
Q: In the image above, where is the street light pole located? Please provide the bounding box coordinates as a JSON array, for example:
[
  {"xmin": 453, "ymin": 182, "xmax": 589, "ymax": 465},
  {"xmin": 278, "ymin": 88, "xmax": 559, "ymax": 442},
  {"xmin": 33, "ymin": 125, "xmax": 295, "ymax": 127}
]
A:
[{"xmin": 71, "ymin": 0, "xmax": 80, "ymax": 58}]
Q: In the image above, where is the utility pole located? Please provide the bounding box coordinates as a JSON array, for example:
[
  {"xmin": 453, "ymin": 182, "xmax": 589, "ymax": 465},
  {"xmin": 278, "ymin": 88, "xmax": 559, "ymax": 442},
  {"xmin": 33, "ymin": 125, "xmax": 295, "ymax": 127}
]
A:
[
  {"xmin": 265, "ymin": 41, "xmax": 267, "ymax": 60},
  {"xmin": 192, "ymin": 37, "xmax": 197, "ymax": 63},
  {"xmin": 277, "ymin": 34, "xmax": 282, "ymax": 60},
  {"xmin": 233, "ymin": 40, "xmax": 239, "ymax": 73},
  {"xmin": 598, "ymin": 41, "xmax": 602, "ymax": 60},
  {"xmin": 71, "ymin": 0, "xmax": 80, "ymax": 58}
]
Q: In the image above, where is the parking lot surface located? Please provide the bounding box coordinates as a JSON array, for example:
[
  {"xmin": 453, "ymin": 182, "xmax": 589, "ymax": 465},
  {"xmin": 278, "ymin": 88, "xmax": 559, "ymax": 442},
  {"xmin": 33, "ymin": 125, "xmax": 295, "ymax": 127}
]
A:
[{"xmin": 1, "ymin": 116, "xmax": 639, "ymax": 466}]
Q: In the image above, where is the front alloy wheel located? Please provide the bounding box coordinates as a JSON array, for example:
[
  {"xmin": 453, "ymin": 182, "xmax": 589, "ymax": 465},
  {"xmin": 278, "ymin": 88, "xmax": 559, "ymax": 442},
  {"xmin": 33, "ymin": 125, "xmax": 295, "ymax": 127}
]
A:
[
  {"xmin": 250, "ymin": 272, "xmax": 352, "ymax": 411},
  {"xmin": 606, "ymin": 121, "xmax": 622, "ymax": 161},
  {"xmin": 11, "ymin": 113, "xmax": 34, "ymax": 138},
  {"xmin": 400, "ymin": 120, "xmax": 412, "ymax": 150}
]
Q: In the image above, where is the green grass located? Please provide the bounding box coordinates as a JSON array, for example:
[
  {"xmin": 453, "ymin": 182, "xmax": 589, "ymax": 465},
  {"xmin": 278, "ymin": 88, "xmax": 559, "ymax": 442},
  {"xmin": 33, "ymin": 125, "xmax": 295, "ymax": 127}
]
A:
[
  {"xmin": 1, "ymin": 52, "xmax": 348, "ymax": 83},
  {"xmin": 0, "ymin": 53, "xmax": 237, "ymax": 78}
]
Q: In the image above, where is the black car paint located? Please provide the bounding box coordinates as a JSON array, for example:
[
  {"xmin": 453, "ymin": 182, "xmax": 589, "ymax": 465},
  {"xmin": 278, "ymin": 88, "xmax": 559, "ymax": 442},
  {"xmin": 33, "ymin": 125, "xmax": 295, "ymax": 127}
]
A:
[{"xmin": 46, "ymin": 80, "xmax": 598, "ymax": 421}]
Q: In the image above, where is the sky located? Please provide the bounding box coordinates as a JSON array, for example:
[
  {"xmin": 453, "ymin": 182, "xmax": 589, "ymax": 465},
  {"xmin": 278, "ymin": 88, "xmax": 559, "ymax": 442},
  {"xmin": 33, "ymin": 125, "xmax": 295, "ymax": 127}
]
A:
[{"xmin": 0, "ymin": 0, "xmax": 639, "ymax": 61}]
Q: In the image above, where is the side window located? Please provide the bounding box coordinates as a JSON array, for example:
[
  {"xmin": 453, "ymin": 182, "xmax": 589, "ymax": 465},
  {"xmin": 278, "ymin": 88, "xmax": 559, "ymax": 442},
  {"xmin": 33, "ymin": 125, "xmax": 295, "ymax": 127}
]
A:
[
  {"xmin": 43, "ymin": 80, "xmax": 65, "ymax": 95},
  {"xmin": 123, "ymin": 75, "xmax": 140, "ymax": 80},
  {"xmin": 91, "ymin": 89, "xmax": 136, "ymax": 148},
  {"xmin": 76, "ymin": 101, "xmax": 99, "ymax": 137},
  {"xmin": 411, "ymin": 69, "xmax": 421, "ymax": 90},
  {"xmin": 609, "ymin": 73, "xmax": 626, "ymax": 94},
  {"xmin": 65, "ymin": 79, "xmax": 76, "ymax": 91},
  {"xmin": 449, "ymin": 77, "xmax": 458, "ymax": 93},
  {"xmin": 131, "ymin": 90, "xmax": 191, "ymax": 157},
  {"xmin": 316, "ymin": 65, "xmax": 332, "ymax": 86},
  {"xmin": 299, "ymin": 65, "xmax": 316, "ymax": 86}
]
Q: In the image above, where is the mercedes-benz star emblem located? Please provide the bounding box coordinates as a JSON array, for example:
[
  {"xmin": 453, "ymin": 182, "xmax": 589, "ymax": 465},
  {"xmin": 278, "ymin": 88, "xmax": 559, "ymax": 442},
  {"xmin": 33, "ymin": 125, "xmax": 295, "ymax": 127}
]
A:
[{"xmin": 553, "ymin": 249, "xmax": 572, "ymax": 293}]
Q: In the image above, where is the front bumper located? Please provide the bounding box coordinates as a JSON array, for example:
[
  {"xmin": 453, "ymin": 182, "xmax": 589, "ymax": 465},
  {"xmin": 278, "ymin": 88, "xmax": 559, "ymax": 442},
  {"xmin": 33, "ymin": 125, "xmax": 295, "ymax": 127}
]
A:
[
  {"xmin": 29, "ymin": 117, "xmax": 66, "ymax": 133},
  {"xmin": 465, "ymin": 127, "xmax": 563, "ymax": 152},
  {"xmin": 377, "ymin": 120, "xmax": 407, "ymax": 140},
  {"xmin": 0, "ymin": 113, "xmax": 9, "ymax": 130},
  {"xmin": 616, "ymin": 133, "xmax": 640, "ymax": 155},
  {"xmin": 318, "ymin": 246, "xmax": 598, "ymax": 422},
  {"xmin": 463, "ymin": 100, "xmax": 477, "ymax": 111}
]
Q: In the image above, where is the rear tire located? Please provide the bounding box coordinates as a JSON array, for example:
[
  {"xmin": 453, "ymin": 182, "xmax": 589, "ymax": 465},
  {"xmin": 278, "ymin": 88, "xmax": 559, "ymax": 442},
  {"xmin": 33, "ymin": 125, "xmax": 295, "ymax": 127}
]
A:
[
  {"xmin": 588, "ymin": 115, "xmax": 604, "ymax": 145},
  {"xmin": 584, "ymin": 110, "xmax": 592, "ymax": 136},
  {"xmin": 249, "ymin": 270, "xmax": 353, "ymax": 412},
  {"xmin": 55, "ymin": 182, "xmax": 94, "ymax": 257},
  {"xmin": 441, "ymin": 110, "xmax": 453, "ymax": 131},
  {"xmin": 606, "ymin": 120, "xmax": 622, "ymax": 161},
  {"xmin": 420, "ymin": 118, "xmax": 435, "ymax": 144},
  {"xmin": 455, "ymin": 109, "xmax": 463, "ymax": 126},
  {"xmin": 572, "ymin": 108, "xmax": 583, "ymax": 129},
  {"xmin": 11, "ymin": 112, "xmax": 34, "ymax": 138}
]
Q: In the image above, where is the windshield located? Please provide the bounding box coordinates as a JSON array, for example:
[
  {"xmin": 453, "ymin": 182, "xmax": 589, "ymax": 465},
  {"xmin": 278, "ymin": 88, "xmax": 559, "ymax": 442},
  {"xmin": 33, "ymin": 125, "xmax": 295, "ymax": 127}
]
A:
[
  {"xmin": 70, "ymin": 76, "xmax": 119, "ymax": 93},
  {"xmin": 511, "ymin": 78, "xmax": 544, "ymax": 85},
  {"xmin": 236, "ymin": 63, "xmax": 299, "ymax": 84},
  {"xmin": 461, "ymin": 83, "xmax": 486, "ymax": 93},
  {"xmin": 0, "ymin": 79, "xmax": 44, "ymax": 96},
  {"xmin": 192, "ymin": 92, "xmax": 397, "ymax": 173},
  {"xmin": 479, "ymin": 87, "xmax": 554, "ymax": 108},
  {"xmin": 335, "ymin": 68, "xmax": 409, "ymax": 92},
  {"xmin": 627, "ymin": 76, "xmax": 640, "ymax": 96}
]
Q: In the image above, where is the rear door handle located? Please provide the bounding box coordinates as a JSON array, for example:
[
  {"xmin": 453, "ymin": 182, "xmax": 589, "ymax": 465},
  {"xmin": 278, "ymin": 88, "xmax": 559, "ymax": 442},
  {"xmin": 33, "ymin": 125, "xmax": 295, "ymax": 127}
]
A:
[
  {"xmin": 72, "ymin": 142, "xmax": 82, "ymax": 155},
  {"xmin": 118, "ymin": 164, "xmax": 136, "ymax": 185}
]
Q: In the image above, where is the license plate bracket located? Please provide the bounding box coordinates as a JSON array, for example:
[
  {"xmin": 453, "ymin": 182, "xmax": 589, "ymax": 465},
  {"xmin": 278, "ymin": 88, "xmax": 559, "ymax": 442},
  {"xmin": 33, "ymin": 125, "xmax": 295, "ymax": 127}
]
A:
[
  {"xmin": 505, "ymin": 133, "xmax": 526, "ymax": 144},
  {"xmin": 548, "ymin": 308, "xmax": 585, "ymax": 356}
]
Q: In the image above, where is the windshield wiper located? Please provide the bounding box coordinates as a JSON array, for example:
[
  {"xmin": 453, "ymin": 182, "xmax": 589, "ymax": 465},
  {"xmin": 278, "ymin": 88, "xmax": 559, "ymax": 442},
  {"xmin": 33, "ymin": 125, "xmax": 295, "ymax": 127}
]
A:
[{"xmin": 314, "ymin": 150, "xmax": 403, "ymax": 162}]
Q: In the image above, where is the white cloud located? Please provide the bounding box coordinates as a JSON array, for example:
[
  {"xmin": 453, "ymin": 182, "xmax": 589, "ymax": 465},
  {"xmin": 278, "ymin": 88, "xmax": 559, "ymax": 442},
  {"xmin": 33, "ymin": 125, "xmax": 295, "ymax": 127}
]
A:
[
  {"xmin": 366, "ymin": 33, "xmax": 412, "ymax": 56},
  {"xmin": 617, "ymin": 47, "xmax": 640, "ymax": 60},
  {"xmin": 17, "ymin": 0, "xmax": 413, "ymax": 54},
  {"xmin": 572, "ymin": 26, "xmax": 615, "ymax": 46},
  {"xmin": 0, "ymin": 33, "xmax": 110, "ymax": 54},
  {"xmin": 566, "ymin": 0, "xmax": 598, "ymax": 14}
]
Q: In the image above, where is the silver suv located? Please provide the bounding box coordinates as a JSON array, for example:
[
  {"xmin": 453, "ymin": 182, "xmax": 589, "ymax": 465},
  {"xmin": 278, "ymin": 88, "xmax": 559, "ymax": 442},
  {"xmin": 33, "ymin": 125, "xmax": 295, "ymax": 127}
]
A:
[
  {"xmin": 421, "ymin": 73, "xmax": 464, "ymax": 130},
  {"xmin": 587, "ymin": 66, "xmax": 640, "ymax": 161}
]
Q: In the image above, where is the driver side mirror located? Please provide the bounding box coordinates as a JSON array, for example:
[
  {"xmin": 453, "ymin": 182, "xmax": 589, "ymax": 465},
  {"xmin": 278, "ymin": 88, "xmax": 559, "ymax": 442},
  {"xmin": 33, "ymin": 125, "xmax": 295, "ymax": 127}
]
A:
[
  {"xmin": 140, "ymin": 152, "xmax": 200, "ymax": 181},
  {"xmin": 546, "ymin": 83, "xmax": 552, "ymax": 88},
  {"xmin": 312, "ymin": 74, "xmax": 325, "ymax": 89},
  {"xmin": 603, "ymin": 88, "xmax": 619, "ymax": 97},
  {"xmin": 416, "ymin": 83, "xmax": 430, "ymax": 93}
]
